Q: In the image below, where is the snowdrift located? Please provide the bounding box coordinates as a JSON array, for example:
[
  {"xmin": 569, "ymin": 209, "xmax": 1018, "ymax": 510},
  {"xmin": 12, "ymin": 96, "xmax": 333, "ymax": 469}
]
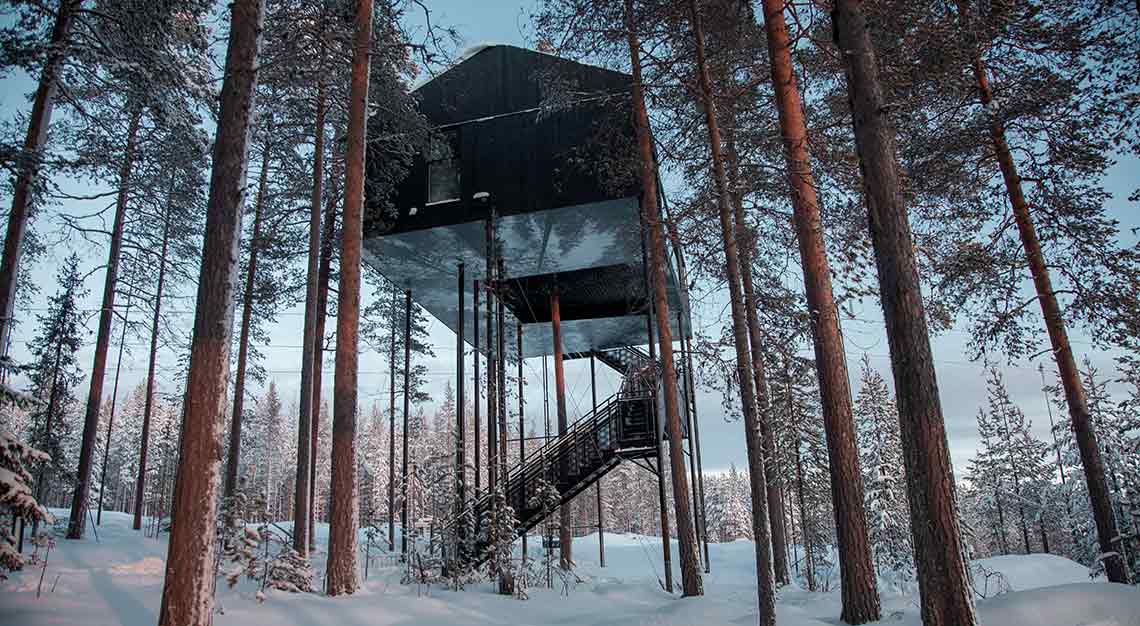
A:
[{"xmin": 1, "ymin": 511, "xmax": 1138, "ymax": 626}]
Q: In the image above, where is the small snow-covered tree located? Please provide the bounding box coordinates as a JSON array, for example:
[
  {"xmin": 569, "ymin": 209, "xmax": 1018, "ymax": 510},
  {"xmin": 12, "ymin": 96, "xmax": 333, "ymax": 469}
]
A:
[
  {"xmin": 719, "ymin": 465, "xmax": 752, "ymax": 541},
  {"xmin": 968, "ymin": 369, "xmax": 1052, "ymax": 557},
  {"xmin": 1, "ymin": 428, "xmax": 53, "ymax": 577},
  {"xmin": 485, "ymin": 483, "xmax": 517, "ymax": 595},
  {"xmin": 853, "ymin": 355, "xmax": 912, "ymax": 581}
]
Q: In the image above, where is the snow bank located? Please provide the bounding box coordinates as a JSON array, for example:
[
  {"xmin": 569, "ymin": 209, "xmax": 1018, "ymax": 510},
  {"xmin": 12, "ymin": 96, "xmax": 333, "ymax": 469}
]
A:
[
  {"xmin": 974, "ymin": 553, "xmax": 1096, "ymax": 591},
  {"xmin": 976, "ymin": 582, "xmax": 1140, "ymax": 626},
  {"xmin": 3, "ymin": 513, "xmax": 1138, "ymax": 626}
]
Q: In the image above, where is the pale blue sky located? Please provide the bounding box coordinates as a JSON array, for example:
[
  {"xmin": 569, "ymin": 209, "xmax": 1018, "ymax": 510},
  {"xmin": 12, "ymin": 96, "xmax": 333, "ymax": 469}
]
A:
[{"xmin": 2, "ymin": 0, "xmax": 1137, "ymax": 475}]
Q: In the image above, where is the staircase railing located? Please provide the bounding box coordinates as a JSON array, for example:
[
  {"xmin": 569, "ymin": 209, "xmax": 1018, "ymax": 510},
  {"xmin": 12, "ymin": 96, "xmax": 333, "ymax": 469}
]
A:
[{"xmin": 439, "ymin": 389, "xmax": 653, "ymax": 566}]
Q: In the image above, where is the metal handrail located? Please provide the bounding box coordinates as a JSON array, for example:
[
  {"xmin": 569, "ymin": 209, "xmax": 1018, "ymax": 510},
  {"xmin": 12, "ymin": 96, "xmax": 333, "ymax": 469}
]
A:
[{"xmin": 438, "ymin": 389, "xmax": 651, "ymax": 541}]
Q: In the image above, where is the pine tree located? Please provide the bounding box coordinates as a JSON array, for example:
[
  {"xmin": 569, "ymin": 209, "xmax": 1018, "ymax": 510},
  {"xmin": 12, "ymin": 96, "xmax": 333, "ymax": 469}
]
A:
[
  {"xmin": 0, "ymin": 0, "xmax": 83, "ymax": 355},
  {"xmin": 65, "ymin": 0, "xmax": 213, "ymax": 539},
  {"xmin": 969, "ymin": 405, "xmax": 1011, "ymax": 556},
  {"xmin": 852, "ymin": 356, "xmax": 912, "ymax": 581},
  {"xmin": 22, "ymin": 253, "xmax": 87, "ymax": 507},
  {"xmin": 157, "ymin": 0, "xmax": 265, "ymax": 618},
  {"xmin": 755, "ymin": 0, "xmax": 879, "ymax": 618}
]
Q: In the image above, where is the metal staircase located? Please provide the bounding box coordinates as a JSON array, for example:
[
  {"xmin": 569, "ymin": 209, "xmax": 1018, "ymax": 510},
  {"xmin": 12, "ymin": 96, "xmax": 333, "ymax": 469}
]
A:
[
  {"xmin": 438, "ymin": 345, "xmax": 697, "ymax": 568},
  {"xmin": 446, "ymin": 388, "xmax": 656, "ymax": 567}
]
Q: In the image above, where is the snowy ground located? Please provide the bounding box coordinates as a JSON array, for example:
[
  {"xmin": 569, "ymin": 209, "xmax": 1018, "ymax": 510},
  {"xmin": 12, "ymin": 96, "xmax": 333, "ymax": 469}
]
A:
[{"xmin": 2, "ymin": 511, "xmax": 1138, "ymax": 626}]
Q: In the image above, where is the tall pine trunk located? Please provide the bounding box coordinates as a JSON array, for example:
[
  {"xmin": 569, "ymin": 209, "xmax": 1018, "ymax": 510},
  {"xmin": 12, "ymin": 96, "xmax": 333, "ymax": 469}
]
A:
[
  {"xmin": 134, "ymin": 208, "xmax": 171, "ymax": 531},
  {"xmin": 830, "ymin": 2, "xmax": 977, "ymax": 624},
  {"xmin": 224, "ymin": 132, "xmax": 271, "ymax": 502},
  {"xmin": 0, "ymin": 0, "xmax": 81, "ymax": 357},
  {"xmin": 68, "ymin": 105, "xmax": 143, "ymax": 539},
  {"xmin": 725, "ymin": 112, "xmax": 790, "ymax": 586},
  {"xmin": 293, "ymin": 74, "xmax": 326, "ymax": 558},
  {"xmin": 156, "ymin": 0, "xmax": 265, "ymax": 618},
  {"xmin": 627, "ymin": 0, "xmax": 703, "ymax": 598},
  {"xmin": 959, "ymin": 27, "xmax": 1129, "ymax": 584},
  {"xmin": 684, "ymin": 0, "xmax": 764, "ymax": 604},
  {"xmin": 757, "ymin": 2, "xmax": 879, "ymax": 621},
  {"xmin": 97, "ymin": 286, "xmax": 133, "ymax": 524},
  {"xmin": 310, "ymin": 145, "xmax": 338, "ymax": 550},
  {"xmin": 325, "ymin": 0, "xmax": 372, "ymax": 595}
]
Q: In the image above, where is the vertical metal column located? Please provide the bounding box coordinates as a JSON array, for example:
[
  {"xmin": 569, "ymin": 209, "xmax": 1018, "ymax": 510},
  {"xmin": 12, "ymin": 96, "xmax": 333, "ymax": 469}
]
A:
[
  {"xmin": 550, "ymin": 290, "xmax": 572, "ymax": 569},
  {"xmin": 388, "ymin": 289, "xmax": 397, "ymax": 552},
  {"xmin": 640, "ymin": 211, "xmax": 673, "ymax": 592},
  {"xmin": 678, "ymin": 310, "xmax": 705, "ymax": 572},
  {"xmin": 474, "ymin": 279, "xmax": 481, "ymax": 500},
  {"xmin": 683, "ymin": 321, "xmax": 711, "ymax": 572},
  {"xmin": 456, "ymin": 263, "xmax": 466, "ymax": 547},
  {"xmin": 401, "ymin": 288, "xmax": 412, "ymax": 556},
  {"xmin": 497, "ymin": 258, "xmax": 508, "ymax": 495},
  {"xmin": 518, "ymin": 320, "xmax": 527, "ymax": 562},
  {"xmin": 486, "ymin": 219, "xmax": 497, "ymax": 493},
  {"xmin": 591, "ymin": 355, "xmax": 606, "ymax": 568},
  {"xmin": 542, "ymin": 353, "xmax": 551, "ymax": 575}
]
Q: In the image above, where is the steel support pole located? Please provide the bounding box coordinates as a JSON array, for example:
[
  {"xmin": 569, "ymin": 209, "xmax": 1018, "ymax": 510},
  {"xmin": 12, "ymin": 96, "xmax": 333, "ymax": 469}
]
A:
[
  {"xmin": 684, "ymin": 324, "xmax": 711, "ymax": 572},
  {"xmin": 550, "ymin": 291, "xmax": 572, "ymax": 569},
  {"xmin": 641, "ymin": 212, "xmax": 672, "ymax": 592},
  {"xmin": 388, "ymin": 289, "xmax": 397, "ymax": 551},
  {"xmin": 486, "ymin": 219, "xmax": 497, "ymax": 493},
  {"xmin": 678, "ymin": 310, "xmax": 705, "ymax": 571},
  {"xmin": 401, "ymin": 288, "xmax": 411, "ymax": 556},
  {"xmin": 474, "ymin": 279, "xmax": 481, "ymax": 500},
  {"xmin": 518, "ymin": 320, "xmax": 527, "ymax": 562},
  {"xmin": 457, "ymin": 263, "xmax": 466, "ymax": 549},
  {"xmin": 591, "ymin": 355, "xmax": 606, "ymax": 568},
  {"xmin": 497, "ymin": 259, "xmax": 507, "ymax": 495}
]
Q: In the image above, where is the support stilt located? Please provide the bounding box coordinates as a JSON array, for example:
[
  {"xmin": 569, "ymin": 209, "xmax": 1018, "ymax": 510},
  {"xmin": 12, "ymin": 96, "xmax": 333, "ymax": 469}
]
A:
[
  {"xmin": 518, "ymin": 320, "xmax": 527, "ymax": 562},
  {"xmin": 591, "ymin": 355, "xmax": 606, "ymax": 568},
  {"xmin": 679, "ymin": 310, "xmax": 707, "ymax": 572},
  {"xmin": 456, "ymin": 263, "xmax": 466, "ymax": 556},
  {"xmin": 401, "ymin": 288, "xmax": 411, "ymax": 556},
  {"xmin": 683, "ymin": 325, "xmax": 711, "ymax": 573},
  {"xmin": 550, "ymin": 291, "xmax": 572, "ymax": 570},
  {"xmin": 474, "ymin": 279, "xmax": 481, "ymax": 501}
]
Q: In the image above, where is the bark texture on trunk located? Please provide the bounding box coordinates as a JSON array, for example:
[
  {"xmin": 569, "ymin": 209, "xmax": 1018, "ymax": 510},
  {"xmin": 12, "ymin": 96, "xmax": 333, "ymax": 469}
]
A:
[
  {"xmin": 157, "ymin": 0, "xmax": 265, "ymax": 619},
  {"xmin": 69, "ymin": 106, "xmax": 143, "ymax": 539},
  {"xmin": 831, "ymin": 2, "xmax": 978, "ymax": 624},
  {"xmin": 224, "ymin": 135, "xmax": 270, "ymax": 503},
  {"xmin": 310, "ymin": 149, "xmax": 337, "ymax": 550},
  {"xmin": 325, "ymin": 0, "xmax": 372, "ymax": 594},
  {"xmin": 0, "ymin": 0, "xmax": 81, "ymax": 357},
  {"xmin": 726, "ymin": 118, "xmax": 790, "ymax": 586},
  {"xmin": 682, "ymin": 0, "xmax": 762, "ymax": 605},
  {"xmin": 134, "ymin": 210, "xmax": 170, "ymax": 532},
  {"xmin": 963, "ymin": 45, "xmax": 1130, "ymax": 585},
  {"xmin": 622, "ymin": 0, "xmax": 703, "ymax": 598},
  {"xmin": 758, "ymin": 2, "xmax": 880, "ymax": 621},
  {"xmin": 292, "ymin": 75, "xmax": 326, "ymax": 558}
]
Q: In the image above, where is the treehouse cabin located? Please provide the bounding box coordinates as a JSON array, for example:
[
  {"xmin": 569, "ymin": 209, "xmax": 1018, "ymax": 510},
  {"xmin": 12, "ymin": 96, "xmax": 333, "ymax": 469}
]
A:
[{"xmin": 361, "ymin": 44, "xmax": 701, "ymax": 568}]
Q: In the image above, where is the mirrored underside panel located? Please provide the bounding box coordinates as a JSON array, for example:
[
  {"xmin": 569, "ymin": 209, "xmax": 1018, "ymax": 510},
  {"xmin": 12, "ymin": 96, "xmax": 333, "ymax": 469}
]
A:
[{"xmin": 362, "ymin": 197, "xmax": 687, "ymax": 358}]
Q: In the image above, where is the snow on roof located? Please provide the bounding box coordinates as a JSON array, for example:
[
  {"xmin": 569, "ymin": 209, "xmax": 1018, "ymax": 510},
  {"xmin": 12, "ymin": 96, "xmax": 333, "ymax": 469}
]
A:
[{"xmin": 410, "ymin": 41, "xmax": 509, "ymax": 92}]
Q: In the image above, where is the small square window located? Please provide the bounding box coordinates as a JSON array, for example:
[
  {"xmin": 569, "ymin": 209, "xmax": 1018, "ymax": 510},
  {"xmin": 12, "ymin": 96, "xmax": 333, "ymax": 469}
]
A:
[{"xmin": 427, "ymin": 130, "xmax": 460, "ymax": 204}]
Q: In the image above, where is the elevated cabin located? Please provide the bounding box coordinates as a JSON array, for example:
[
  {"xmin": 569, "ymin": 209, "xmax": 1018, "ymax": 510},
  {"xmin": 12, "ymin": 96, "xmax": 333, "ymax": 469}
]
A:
[{"xmin": 361, "ymin": 44, "xmax": 689, "ymax": 359}]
